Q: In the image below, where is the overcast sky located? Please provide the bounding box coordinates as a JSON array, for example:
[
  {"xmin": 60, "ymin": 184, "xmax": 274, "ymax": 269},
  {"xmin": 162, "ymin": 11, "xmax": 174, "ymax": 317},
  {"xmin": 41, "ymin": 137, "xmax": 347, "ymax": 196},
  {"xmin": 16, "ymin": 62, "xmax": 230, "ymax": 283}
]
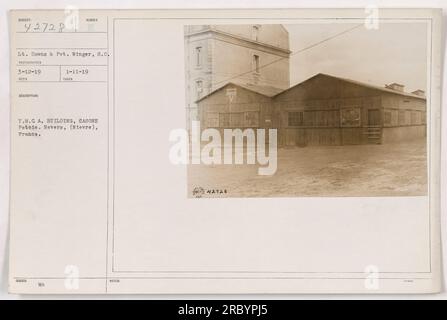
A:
[{"xmin": 285, "ymin": 22, "xmax": 428, "ymax": 93}]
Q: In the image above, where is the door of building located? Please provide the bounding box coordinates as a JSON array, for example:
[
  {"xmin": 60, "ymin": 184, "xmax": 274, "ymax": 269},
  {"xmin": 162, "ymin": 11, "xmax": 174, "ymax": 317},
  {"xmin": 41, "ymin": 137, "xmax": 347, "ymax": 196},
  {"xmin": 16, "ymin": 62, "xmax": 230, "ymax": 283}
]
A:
[
  {"xmin": 367, "ymin": 109, "xmax": 381, "ymax": 126},
  {"xmin": 365, "ymin": 109, "xmax": 382, "ymax": 144}
]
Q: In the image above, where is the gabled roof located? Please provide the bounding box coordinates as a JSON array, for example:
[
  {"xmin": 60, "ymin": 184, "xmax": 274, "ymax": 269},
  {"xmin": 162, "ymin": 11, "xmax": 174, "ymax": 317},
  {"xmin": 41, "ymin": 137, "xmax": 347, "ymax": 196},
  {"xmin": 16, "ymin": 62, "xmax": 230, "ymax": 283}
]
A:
[
  {"xmin": 274, "ymin": 73, "xmax": 426, "ymax": 100},
  {"xmin": 196, "ymin": 82, "xmax": 283, "ymax": 103},
  {"xmin": 196, "ymin": 73, "xmax": 426, "ymax": 104}
]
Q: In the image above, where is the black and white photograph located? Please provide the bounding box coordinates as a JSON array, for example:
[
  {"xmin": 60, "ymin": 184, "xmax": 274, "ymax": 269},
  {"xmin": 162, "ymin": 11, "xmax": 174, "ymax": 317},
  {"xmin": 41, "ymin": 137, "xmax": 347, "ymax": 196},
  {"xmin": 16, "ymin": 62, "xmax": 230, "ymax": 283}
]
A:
[{"xmin": 185, "ymin": 22, "xmax": 428, "ymax": 197}]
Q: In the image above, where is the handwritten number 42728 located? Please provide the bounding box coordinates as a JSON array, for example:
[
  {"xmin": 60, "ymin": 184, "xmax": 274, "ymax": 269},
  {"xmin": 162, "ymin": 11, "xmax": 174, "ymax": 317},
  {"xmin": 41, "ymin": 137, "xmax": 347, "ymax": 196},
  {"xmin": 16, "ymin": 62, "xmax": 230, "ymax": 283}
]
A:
[{"xmin": 23, "ymin": 22, "xmax": 66, "ymax": 33}]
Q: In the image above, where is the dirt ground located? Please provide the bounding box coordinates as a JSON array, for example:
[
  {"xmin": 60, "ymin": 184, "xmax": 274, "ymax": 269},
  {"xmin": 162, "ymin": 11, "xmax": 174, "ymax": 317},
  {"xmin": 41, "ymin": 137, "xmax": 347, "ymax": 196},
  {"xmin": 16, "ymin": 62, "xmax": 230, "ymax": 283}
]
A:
[{"xmin": 187, "ymin": 139, "xmax": 427, "ymax": 197}]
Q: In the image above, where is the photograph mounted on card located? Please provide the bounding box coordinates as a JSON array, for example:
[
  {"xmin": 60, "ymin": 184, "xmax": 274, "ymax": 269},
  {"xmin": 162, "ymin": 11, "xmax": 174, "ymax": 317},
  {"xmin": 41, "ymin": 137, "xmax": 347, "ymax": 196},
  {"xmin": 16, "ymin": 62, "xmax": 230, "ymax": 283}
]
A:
[{"xmin": 8, "ymin": 8, "xmax": 442, "ymax": 294}]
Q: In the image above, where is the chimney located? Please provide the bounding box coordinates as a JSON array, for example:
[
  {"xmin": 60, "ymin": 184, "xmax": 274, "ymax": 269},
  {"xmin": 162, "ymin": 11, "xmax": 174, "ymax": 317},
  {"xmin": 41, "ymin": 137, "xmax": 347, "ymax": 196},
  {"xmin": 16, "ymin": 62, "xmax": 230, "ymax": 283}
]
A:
[
  {"xmin": 385, "ymin": 83, "xmax": 405, "ymax": 92},
  {"xmin": 411, "ymin": 89, "xmax": 425, "ymax": 97}
]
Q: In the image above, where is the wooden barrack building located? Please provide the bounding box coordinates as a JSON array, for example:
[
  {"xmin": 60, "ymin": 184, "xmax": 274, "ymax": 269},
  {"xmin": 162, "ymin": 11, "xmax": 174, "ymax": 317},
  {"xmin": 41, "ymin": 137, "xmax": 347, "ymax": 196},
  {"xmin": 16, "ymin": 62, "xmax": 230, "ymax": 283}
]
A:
[{"xmin": 196, "ymin": 73, "xmax": 427, "ymax": 146}]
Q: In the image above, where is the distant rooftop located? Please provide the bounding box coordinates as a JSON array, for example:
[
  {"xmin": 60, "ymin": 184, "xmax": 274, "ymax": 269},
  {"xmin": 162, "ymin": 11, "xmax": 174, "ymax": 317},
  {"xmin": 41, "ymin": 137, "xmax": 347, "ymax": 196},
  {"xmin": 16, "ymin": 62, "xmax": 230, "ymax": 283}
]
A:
[
  {"xmin": 196, "ymin": 82, "xmax": 283, "ymax": 102},
  {"xmin": 234, "ymin": 82, "xmax": 284, "ymax": 97}
]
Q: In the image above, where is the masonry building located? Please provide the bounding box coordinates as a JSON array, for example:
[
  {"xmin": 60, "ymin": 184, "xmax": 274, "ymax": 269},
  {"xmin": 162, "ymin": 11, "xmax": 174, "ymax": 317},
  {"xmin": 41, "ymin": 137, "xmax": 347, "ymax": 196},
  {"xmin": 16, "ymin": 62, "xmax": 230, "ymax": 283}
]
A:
[{"xmin": 184, "ymin": 25, "xmax": 291, "ymax": 128}]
